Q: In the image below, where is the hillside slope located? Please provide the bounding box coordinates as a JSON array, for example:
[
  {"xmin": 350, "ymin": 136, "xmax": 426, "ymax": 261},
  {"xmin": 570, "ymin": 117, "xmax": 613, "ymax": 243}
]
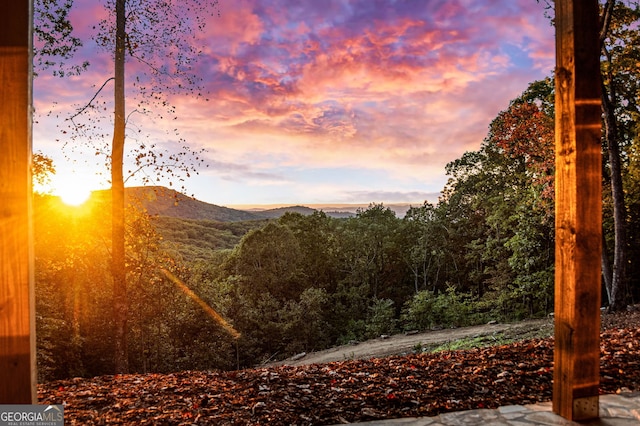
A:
[
  {"xmin": 122, "ymin": 186, "xmax": 260, "ymax": 222},
  {"xmin": 153, "ymin": 216, "xmax": 269, "ymax": 259},
  {"xmin": 269, "ymin": 318, "xmax": 554, "ymax": 367},
  {"xmin": 249, "ymin": 205, "xmax": 319, "ymax": 219},
  {"xmin": 99, "ymin": 186, "xmax": 354, "ymax": 221}
]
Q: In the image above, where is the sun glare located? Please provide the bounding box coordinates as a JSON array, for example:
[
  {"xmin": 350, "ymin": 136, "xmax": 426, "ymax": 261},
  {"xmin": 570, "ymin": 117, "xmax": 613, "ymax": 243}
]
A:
[{"xmin": 58, "ymin": 186, "xmax": 92, "ymax": 206}]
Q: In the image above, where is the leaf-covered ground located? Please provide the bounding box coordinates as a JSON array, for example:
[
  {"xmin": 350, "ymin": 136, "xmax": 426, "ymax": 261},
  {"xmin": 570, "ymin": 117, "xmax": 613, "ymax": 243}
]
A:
[{"xmin": 38, "ymin": 310, "xmax": 640, "ymax": 425}]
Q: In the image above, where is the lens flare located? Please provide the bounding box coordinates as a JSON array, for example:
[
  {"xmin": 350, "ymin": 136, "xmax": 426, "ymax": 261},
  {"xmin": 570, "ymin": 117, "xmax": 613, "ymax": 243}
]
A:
[{"xmin": 160, "ymin": 268, "xmax": 241, "ymax": 340}]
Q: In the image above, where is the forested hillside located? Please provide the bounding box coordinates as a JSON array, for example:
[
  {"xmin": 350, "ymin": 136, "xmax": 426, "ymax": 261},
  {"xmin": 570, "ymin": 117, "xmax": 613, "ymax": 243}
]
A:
[
  {"xmin": 84, "ymin": 187, "xmax": 355, "ymax": 260},
  {"xmin": 153, "ymin": 216, "xmax": 269, "ymax": 260},
  {"xmin": 120, "ymin": 186, "xmax": 261, "ymax": 222},
  {"xmin": 34, "ymin": 2, "xmax": 640, "ymax": 382}
]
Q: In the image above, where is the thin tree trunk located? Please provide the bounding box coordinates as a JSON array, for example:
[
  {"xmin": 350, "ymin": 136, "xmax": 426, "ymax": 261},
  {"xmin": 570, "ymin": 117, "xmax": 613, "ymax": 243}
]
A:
[
  {"xmin": 602, "ymin": 82, "xmax": 627, "ymax": 311},
  {"xmin": 112, "ymin": 0, "xmax": 128, "ymax": 373},
  {"xmin": 599, "ymin": 0, "xmax": 627, "ymax": 312},
  {"xmin": 602, "ymin": 232, "xmax": 613, "ymax": 304}
]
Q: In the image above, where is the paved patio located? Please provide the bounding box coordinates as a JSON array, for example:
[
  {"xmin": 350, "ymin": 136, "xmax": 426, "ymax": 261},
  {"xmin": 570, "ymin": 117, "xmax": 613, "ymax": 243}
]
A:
[{"xmin": 346, "ymin": 392, "xmax": 640, "ymax": 425}]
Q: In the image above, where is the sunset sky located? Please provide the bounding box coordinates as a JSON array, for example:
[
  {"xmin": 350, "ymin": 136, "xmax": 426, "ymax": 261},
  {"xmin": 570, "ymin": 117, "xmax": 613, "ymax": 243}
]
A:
[{"xmin": 33, "ymin": 0, "xmax": 555, "ymax": 208}]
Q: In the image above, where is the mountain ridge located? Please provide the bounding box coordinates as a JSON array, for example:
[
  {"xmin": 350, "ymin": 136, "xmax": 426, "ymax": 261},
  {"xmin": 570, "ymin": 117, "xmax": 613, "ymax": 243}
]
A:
[
  {"xmin": 91, "ymin": 186, "xmax": 412, "ymax": 221},
  {"xmin": 118, "ymin": 186, "xmax": 359, "ymax": 221}
]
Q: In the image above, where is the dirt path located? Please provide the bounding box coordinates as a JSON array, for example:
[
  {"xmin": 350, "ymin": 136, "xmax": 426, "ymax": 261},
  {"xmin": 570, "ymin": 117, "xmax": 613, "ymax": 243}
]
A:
[{"xmin": 267, "ymin": 318, "xmax": 554, "ymax": 367}]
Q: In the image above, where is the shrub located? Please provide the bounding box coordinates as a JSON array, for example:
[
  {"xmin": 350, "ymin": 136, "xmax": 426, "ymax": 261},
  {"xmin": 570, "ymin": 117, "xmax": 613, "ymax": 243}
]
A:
[
  {"xmin": 400, "ymin": 290, "xmax": 436, "ymax": 331},
  {"xmin": 402, "ymin": 286, "xmax": 484, "ymax": 330},
  {"xmin": 365, "ymin": 298, "xmax": 397, "ymax": 338},
  {"xmin": 337, "ymin": 319, "xmax": 367, "ymax": 345}
]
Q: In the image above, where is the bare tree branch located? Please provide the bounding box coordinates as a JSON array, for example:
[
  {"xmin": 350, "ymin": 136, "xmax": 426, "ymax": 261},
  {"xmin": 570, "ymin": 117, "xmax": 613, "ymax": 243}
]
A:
[{"xmin": 68, "ymin": 77, "xmax": 115, "ymax": 122}]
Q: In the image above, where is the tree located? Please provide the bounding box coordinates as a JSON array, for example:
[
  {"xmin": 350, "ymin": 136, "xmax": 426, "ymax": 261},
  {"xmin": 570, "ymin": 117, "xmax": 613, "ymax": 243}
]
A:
[
  {"xmin": 400, "ymin": 202, "xmax": 438, "ymax": 294},
  {"xmin": 111, "ymin": 0, "xmax": 128, "ymax": 374},
  {"xmin": 33, "ymin": 0, "xmax": 88, "ymax": 77},
  {"xmin": 439, "ymin": 79, "xmax": 556, "ymax": 318},
  {"xmin": 278, "ymin": 211, "xmax": 341, "ymax": 292},
  {"xmin": 486, "ymin": 80, "xmax": 555, "ymax": 316},
  {"xmin": 399, "ymin": 202, "xmax": 454, "ymax": 295},
  {"xmin": 59, "ymin": 0, "xmax": 219, "ymax": 372},
  {"xmin": 539, "ymin": 0, "xmax": 640, "ymax": 311},
  {"xmin": 231, "ymin": 223, "xmax": 305, "ymax": 302},
  {"xmin": 352, "ymin": 204, "xmax": 404, "ymax": 300},
  {"xmin": 599, "ymin": 0, "xmax": 640, "ymax": 310},
  {"xmin": 32, "ymin": 152, "xmax": 56, "ymax": 189}
]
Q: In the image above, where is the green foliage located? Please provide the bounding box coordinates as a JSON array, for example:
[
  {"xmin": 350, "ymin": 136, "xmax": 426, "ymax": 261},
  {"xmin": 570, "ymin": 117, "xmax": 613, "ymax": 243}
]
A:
[
  {"xmin": 34, "ymin": 0, "xmax": 89, "ymax": 77},
  {"xmin": 35, "ymin": 145, "xmax": 562, "ymax": 375},
  {"xmin": 336, "ymin": 320, "xmax": 367, "ymax": 346},
  {"xmin": 604, "ymin": 2, "xmax": 640, "ymax": 304},
  {"xmin": 280, "ymin": 287, "xmax": 331, "ymax": 354},
  {"xmin": 430, "ymin": 335, "xmax": 504, "ymax": 353},
  {"xmin": 153, "ymin": 216, "xmax": 268, "ymax": 260},
  {"xmin": 401, "ymin": 287, "xmax": 484, "ymax": 331},
  {"xmin": 31, "ymin": 0, "xmax": 640, "ymax": 379},
  {"xmin": 365, "ymin": 298, "xmax": 397, "ymax": 339},
  {"xmin": 232, "ymin": 222, "xmax": 305, "ymax": 301},
  {"xmin": 35, "ymin": 195, "xmax": 114, "ymax": 379},
  {"xmin": 400, "ymin": 290, "xmax": 437, "ymax": 331},
  {"xmin": 437, "ymin": 78, "xmax": 556, "ymax": 318}
]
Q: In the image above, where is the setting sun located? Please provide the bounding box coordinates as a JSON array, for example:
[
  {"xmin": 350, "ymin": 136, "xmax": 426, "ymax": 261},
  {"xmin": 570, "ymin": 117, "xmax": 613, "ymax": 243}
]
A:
[
  {"xmin": 59, "ymin": 188, "xmax": 91, "ymax": 206},
  {"xmin": 57, "ymin": 185, "xmax": 92, "ymax": 206},
  {"xmin": 50, "ymin": 173, "xmax": 97, "ymax": 206}
]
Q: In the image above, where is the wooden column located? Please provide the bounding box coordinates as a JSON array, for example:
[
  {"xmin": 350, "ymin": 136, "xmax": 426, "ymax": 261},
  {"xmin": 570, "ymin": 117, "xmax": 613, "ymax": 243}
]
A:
[
  {"xmin": 0, "ymin": 1, "xmax": 36, "ymax": 403},
  {"xmin": 553, "ymin": 0, "xmax": 602, "ymax": 421}
]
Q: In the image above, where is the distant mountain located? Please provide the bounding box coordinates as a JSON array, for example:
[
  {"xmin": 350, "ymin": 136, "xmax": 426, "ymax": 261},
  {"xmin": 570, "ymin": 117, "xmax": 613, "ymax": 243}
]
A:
[
  {"xmin": 250, "ymin": 204, "xmax": 415, "ymax": 218},
  {"xmin": 84, "ymin": 186, "xmax": 408, "ymax": 259},
  {"xmin": 93, "ymin": 186, "xmax": 262, "ymax": 222},
  {"xmin": 119, "ymin": 187, "xmax": 358, "ymax": 221},
  {"xmin": 126, "ymin": 186, "xmax": 262, "ymax": 222},
  {"xmin": 248, "ymin": 205, "xmax": 318, "ymax": 219},
  {"xmin": 93, "ymin": 186, "xmax": 408, "ymax": 222},
  {"xmin": 309, "ymin": 204, "xmax": 415, "ymax": 218},
  {"xmin": 248, "ymin": 205, "xmax": 355, "ymax": 219}
]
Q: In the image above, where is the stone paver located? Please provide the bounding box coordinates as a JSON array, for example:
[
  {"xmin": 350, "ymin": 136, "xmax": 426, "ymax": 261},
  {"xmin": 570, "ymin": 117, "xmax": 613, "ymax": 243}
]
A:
[{"xmin": 346, "ymin": 392, "xmax": 640, "ymax": 425}]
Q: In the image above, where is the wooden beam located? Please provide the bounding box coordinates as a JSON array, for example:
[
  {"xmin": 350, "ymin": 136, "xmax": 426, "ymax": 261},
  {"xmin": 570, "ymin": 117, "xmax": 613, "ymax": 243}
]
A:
[
  {"xmin": 553, "ymin": 0, "xmax": 602, "ymax": 421},
  {"xmin": 0, "ymin": 1, "xmax": 36, "ymax": 403}
]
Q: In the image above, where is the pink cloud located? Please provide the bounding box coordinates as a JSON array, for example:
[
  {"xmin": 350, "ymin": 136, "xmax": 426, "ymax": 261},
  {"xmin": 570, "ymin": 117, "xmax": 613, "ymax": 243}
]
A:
[
  {"xmin": 171, "ymin": 0, "xmax": 553, "ymax": 165},
  {"xmin": 200, "ymin": 0, "xmax": 265, "ymax": 54},
  {"xmin": 33, "ymin": 0, "xmax": 556, "ymax": 204}
]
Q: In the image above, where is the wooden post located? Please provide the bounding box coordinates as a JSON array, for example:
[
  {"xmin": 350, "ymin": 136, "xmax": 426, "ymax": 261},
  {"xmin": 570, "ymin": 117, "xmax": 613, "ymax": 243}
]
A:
[
  {"xmin": 0, "ymin": 1, "xmax": 36, "ymax": 403},
  {"xmin": 553, "ymin": 0, "xmax": 602, "ymax": 421}
]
